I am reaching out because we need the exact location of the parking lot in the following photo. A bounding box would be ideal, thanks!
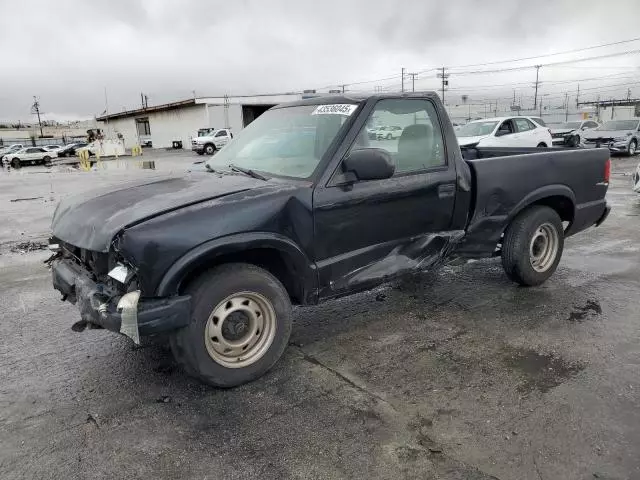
[1,150,639,480]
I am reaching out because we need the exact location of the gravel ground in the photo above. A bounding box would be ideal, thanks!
[1,151,639,480]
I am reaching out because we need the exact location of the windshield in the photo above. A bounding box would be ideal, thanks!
[456,121,498,137]
[205,104,355,178]
[599,120,639,131]
[551,122,581,129]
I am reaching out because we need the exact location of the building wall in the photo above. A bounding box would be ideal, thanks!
[99,105,209,149]
[206,104,243,132]
[101,117,139,149]
[148,105,208,148]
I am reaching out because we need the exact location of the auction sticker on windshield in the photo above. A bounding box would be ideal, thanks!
[312,104,358,116]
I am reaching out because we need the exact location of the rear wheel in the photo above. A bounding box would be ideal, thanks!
[11,158,20,169]
[170,263,292,387]
[501,206,564,286]
[43,156,51,166]
[628,139,637,156]
[536,142,547,148]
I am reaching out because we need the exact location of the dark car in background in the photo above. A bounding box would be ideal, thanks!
[56,142,88,157]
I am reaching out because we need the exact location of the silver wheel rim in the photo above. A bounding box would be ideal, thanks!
[630,142,636,155]
[204,291,276,368]
[206,145,214,154]
[529,223,559,272]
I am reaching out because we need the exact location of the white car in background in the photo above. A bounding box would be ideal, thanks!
[1,146,56,168]
[375,125,403,140]
[456,116,552,148]
[0,143,25,157]
[548,120,599,147]
[43,145,63,152]
[633,162,640,193]
[191,128,233,155]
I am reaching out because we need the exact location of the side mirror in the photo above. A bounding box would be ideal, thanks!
[343,148,395,182]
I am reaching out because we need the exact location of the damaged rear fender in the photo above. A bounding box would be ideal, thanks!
[155,232,318,304]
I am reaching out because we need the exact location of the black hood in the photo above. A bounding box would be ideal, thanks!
[52,173,267,252]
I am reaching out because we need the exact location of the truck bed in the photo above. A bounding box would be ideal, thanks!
[456,147,610,257]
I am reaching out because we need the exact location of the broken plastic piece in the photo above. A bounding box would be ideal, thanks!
[118,290,141,344]
[108,264,129,284]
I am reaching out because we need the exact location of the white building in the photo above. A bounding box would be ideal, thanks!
[96,93,316,150]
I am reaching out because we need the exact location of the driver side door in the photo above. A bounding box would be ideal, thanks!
[312,98,458,299]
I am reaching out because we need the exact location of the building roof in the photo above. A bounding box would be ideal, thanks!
[96,98,197,121]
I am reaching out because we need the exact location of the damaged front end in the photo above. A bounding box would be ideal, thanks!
[49,238,190,343]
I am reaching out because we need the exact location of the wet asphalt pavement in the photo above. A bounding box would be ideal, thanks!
[1,151,639,480]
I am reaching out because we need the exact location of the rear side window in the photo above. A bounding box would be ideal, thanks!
[215,130,227,137]
[514,118,535,132]
[350,98,446,174]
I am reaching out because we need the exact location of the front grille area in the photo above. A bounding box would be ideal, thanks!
[59,241,111,278]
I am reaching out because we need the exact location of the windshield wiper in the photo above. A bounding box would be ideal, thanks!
[228,164,267,181]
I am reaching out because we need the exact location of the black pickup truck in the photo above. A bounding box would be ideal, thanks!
[50,93,610,387]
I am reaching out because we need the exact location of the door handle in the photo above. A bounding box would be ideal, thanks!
[438,183,456,198]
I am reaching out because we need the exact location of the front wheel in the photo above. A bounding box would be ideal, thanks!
[204,144,216,155]
[501,206,564,286]
[386,133,392,140]
[170,263,292,387]
[628,139,637,156]
[11,158,21,169]
[536,142,547,148]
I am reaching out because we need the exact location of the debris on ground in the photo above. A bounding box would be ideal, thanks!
[10,241,49,253]
[156,395,171,404]
[10,196,43,202]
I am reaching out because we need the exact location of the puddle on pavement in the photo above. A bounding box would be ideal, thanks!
[502,347,584,393]
[566,300,602,322]
[52,159,156,171]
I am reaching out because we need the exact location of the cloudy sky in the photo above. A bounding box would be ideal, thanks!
[1,0,639,122]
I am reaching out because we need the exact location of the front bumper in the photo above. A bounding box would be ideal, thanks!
[191,143,205,152]
[52,258,190,337]
[584,140,628,152]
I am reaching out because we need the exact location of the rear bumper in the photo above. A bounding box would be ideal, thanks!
[566,199,610,236]
[52,258,190,336]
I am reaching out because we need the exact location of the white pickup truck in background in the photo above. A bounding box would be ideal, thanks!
[191,128,233,155]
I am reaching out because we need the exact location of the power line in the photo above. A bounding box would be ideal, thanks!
[446,36,640,70]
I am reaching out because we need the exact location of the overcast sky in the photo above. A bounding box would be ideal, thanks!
[1,0,639,122]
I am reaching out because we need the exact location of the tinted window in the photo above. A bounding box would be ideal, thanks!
[26,148,38,153]
[586,122,598,128]
[531,117,546,126]
[497,120,515,135]
[214,130,227,137]
[350,98,446,174]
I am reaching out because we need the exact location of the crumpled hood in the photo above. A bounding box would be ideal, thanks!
[52,173,267,252]
[457,135,489,147]
[583,130,631,140]
[550,128,575,135]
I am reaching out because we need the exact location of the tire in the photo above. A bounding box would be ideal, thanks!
[536,142,547,148]
[43,156,51,165]
[170,263,292,387]
[628,139,637,156]
[204,143,216,155]
[386,133,392,140]
[501,206,564,286]
[11,158,21,169]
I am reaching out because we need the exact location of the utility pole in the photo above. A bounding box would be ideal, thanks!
[437,67,449,104]
[576,84,580,109]
[141,92,145,109]
[533,65,541,110]
[401,67,405,93]
[408,72,417,92]
[341,84,345,94]
[565,92,569,121]
[31,96,43,137]
[627,88,632,101]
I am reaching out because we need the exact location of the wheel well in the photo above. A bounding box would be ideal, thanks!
[178,248,302,304]
[511,195,574,233]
